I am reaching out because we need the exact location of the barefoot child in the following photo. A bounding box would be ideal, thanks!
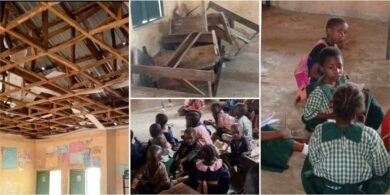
[171,128,201,175]
[261,125,308,172]
[302,84,390,194]
[187,144,230,194]
[156,113,178,150]
[233,103,253,140]
[131,145,171,194]
[303,47,383,132]
[186,111,213,146]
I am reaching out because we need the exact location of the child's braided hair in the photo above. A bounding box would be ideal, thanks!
[333,84,365,121]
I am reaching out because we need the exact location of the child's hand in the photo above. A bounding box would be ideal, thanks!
[279,128,292,139]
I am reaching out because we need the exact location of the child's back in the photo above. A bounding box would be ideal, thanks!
[309,122,390,184]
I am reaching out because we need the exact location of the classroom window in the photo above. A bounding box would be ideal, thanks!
[131,0,164,27]
[49,170,62,195]
[86,167,100,195]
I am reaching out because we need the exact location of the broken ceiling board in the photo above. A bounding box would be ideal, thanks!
[131,64,215,82]
[131,86,202,97]
[154,45,220,70]
[171,15,208,34]
[0,2,129,137]
[207,1,259,32]
[45,70,66,79]
[85,114,106,129]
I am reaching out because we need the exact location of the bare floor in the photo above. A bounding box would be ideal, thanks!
[261,8,390,194]
[217,35,260,97]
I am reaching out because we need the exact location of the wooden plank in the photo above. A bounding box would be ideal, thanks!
[165,32,201,68]
[131,64,215,82]
[88,17,128,35]
[171,15,208,34]
[207,1,259,32]
[154,45,220,70]
[229,27,250,43]
[162,32,213,48]
[131,86,201,97]
[207,13,233,44]
[4,3,48,31]
[46,5,128,64]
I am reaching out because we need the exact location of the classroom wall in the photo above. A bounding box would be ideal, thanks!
[34,130,109,194]
[271,1,390,22]
[114,129,129,194]
[0,128,128,194]
[0,133,35,194]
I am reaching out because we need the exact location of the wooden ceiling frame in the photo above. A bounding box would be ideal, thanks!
[0,2,129,138]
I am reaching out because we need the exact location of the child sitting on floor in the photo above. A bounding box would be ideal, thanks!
[233,103,253,140]
[302,84,390,194]
[131,130,146,171]
[303,47,383,132]
[187,144,230,194]
[208,103,235,138]
[149,123,172,149]
[156,113,179,150]
[186,111,213,146]
[261,125,308,172]
[294,17,348,101]
[131,145,171,194]
[171,128,201,175]
[227,123,251,171]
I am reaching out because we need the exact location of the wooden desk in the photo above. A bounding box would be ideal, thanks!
[160,182,199,194]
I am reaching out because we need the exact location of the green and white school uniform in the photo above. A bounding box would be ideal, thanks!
[261,125,294,172]
[301,122,390,194]
[303,81,335,132]
[303,77,384,132]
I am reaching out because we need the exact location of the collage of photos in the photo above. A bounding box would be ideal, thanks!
[0,0,389,195]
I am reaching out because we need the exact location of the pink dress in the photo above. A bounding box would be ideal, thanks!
[194,125,213,145]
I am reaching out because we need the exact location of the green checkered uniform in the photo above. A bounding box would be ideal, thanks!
[301,122,390,194]
[302,82,334,132]
[303,78,384,132]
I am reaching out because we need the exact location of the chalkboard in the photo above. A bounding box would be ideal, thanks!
[2,147,17,169]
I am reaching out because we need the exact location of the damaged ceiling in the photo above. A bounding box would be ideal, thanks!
[0,2,129,138]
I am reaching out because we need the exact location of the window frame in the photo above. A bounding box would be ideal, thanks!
[131,0,164,29]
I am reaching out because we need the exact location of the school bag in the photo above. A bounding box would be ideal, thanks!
[294,39,330,102]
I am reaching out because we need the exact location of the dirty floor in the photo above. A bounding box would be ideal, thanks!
[217,35,260,97]
[261,8,390,194]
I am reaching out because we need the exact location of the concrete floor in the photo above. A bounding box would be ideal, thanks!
[217,35,260,97]
[261,8,390,194]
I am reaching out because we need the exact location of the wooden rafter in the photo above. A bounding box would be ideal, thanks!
[0,2,129,137]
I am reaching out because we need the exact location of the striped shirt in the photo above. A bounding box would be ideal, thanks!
[309,122,390,185]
